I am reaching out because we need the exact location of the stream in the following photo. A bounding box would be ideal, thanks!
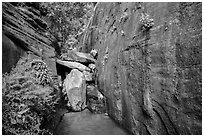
[54,109,129,135]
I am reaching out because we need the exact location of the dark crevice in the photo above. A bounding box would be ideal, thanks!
[132,116,151,135]
[153,108,169,134]
[107,19,116,32]
[152,99,179,134]
[138,120,151,135]
[145,125,151,135]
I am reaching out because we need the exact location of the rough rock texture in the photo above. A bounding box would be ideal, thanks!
[83,71,93,81]
[86,85,106,113]
[81,2,202,135]
[2,34,26,73]
[61,50,96,64]
[63,69,86,111]
[56,59,91,72]
[2,3,57,74]
[89,64,96,71]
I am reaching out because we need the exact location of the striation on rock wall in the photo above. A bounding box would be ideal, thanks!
[81,2,202,135]
[2,2,57,74]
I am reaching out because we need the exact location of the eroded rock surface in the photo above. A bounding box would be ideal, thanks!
[2,34,25,73]
[81,2,202,135]
[61,50,96,64]
[2,2,57,74]
[83,71,93,81]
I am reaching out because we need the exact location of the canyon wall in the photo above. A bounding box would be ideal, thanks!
[2,3,57,74]
[82,2,202,134]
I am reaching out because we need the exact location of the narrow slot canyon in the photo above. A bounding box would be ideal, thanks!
[2,2,202,135]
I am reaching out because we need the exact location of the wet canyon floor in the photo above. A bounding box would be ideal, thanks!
[53,109,129,135]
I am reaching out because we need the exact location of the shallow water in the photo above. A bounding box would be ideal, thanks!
[54,109,129,135]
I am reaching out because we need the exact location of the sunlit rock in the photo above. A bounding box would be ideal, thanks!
[83,71,93,82]
[63,69,86,111]
[61,50,96,64]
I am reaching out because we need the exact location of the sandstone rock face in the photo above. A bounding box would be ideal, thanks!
[82,2,202,135]
[63,69,86,111]
[61,50,96,64]
[2,3,57,74]
[2,34,26,73]
[56,59,91,72]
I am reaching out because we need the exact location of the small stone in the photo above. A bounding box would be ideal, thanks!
[83,71,93,82]
[89,63,96,71]
[90,49,98,58]
[121,30,125,36]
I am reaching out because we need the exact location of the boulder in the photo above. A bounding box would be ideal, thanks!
[90,49,98,59]
[61,50,96,64]
[75,51,96,63]
[63,69,86,111]
[56,59,91,72]
[88,63,96,72]
[83,71,93,81]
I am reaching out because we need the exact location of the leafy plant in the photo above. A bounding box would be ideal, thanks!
[140,13,154,31]
[2,56,59,135]
[31,59,52,86]
[40,2,94,52]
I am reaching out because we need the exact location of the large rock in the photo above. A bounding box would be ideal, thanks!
[81,2,202,135]
[2,3,57,74]
[56,59,91,72]
[63,69,86,111]
[61,50,96,64]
